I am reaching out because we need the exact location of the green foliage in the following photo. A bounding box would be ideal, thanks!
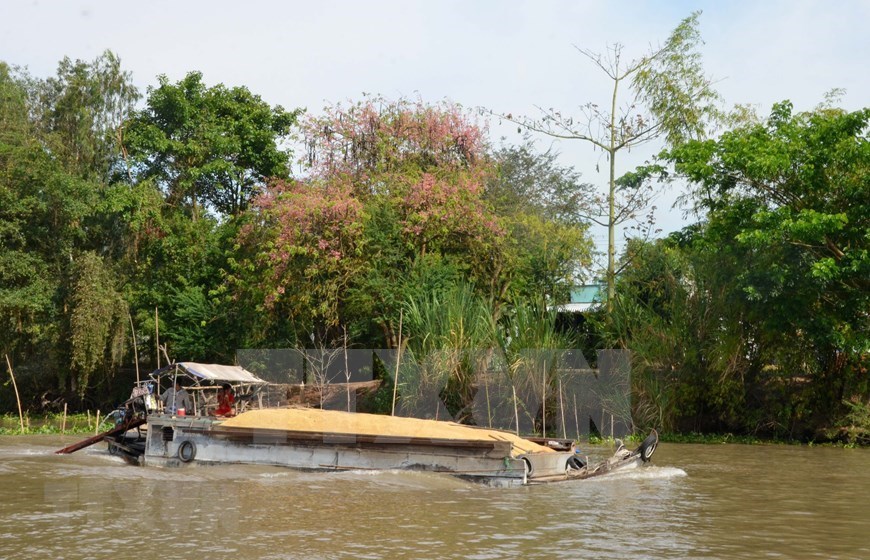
[487,137,595,226]
[166,285,213,361]
[657,432,771,445]
[401,282,496,421]
[0,413,112,435]
[68,252,128,395]
[0,71,59,354]
[841,399,870,445]
[487,139,594,302]
[633,11,722,146]
[129,211,242,363]
[493,299,576,435]
[25,50,140,180]
[608,102,869,437]
[503,213,591,304]
[1,55,140,398]
[126,71,300,217]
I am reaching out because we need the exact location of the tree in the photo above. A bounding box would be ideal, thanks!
[608,102,869,437]
[599,235,739,433]
[1,55,143,399]
[494,12,720,312]
[673,101,869,432]
[25,50,140,181]
[126,71,300,218]
[238,97,506,349]
[240,177,365,333]
[487,136,594,226]
[68,252,128,396]
[486,138,595,302]
[120,73,302,365]
[0,63,58,369]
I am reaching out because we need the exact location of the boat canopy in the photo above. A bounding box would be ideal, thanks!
[153,362,267,384]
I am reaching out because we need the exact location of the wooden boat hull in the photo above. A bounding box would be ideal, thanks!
[138,414,657,487]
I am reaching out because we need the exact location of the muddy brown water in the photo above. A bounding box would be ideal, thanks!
[1,435,869,559]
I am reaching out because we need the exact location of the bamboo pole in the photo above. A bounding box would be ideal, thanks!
[559,378,566,440]
[512,385,520,436]
[4,354,25,433]
[343,326,351,413]
[95,409,101,435]
[485,377,492,429]
[62,403,68,433]
[155,307,161,369]
[129,312,140,384]
[390,310,403,417]
[541,367,546,437]
[573,393,580,441]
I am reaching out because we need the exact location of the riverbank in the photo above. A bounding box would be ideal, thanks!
[658,431,867,448]
[4,411,863,448]
[0,412,112,435]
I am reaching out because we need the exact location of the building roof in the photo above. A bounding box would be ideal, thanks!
[555,284,605,313]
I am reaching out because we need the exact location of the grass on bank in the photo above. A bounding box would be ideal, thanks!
[0,412,112,435]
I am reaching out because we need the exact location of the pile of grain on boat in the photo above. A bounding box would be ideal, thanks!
[220,408,552,456]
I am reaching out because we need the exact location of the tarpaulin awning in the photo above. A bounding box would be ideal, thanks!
[155,362,267,384]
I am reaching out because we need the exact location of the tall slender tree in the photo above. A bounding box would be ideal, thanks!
[494,12,720,313]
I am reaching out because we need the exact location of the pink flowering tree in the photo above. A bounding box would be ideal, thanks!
[240,178,364,330]
[303,96,486,186]
[398,171,503,257]
[302,96,503,262]
[239,97,509,347]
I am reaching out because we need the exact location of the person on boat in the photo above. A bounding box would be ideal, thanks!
[161,381,192,415]
[215,383,235,417]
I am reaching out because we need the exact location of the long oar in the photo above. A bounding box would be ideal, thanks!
[55,417,146,455]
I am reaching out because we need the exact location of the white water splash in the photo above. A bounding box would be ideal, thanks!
[0,445,56,457]
[598,465,688,481]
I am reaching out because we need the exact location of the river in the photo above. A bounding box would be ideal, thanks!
[1,435,868,559]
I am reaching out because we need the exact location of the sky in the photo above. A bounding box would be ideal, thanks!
[2,0,868,259]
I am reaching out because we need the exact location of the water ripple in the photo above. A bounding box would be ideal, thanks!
[1,438,869,559]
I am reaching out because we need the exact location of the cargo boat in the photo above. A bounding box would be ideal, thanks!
[57,362,658,487]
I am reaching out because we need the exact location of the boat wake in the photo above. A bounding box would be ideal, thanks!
[1,444,59,457]
[331,467,475,490]
[596,465,687,481]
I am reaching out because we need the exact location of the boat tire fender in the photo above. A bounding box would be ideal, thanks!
[642,441,656,462]
[567,455,586,470]
[178,440,196,463]
[638,430,658,463]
